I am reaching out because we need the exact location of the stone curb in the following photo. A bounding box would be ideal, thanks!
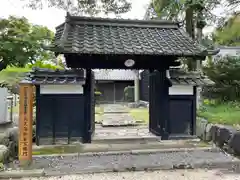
[44,159,240,177]
[91,136,160,143]
[33,147,216,158]
[0,169,45,179]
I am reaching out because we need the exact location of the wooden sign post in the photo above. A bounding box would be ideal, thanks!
[18,82,34,165]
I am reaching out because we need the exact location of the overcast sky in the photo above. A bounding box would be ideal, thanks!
[0,0,237,34]
[0,0,150,31]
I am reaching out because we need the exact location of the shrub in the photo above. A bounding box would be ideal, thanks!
[202,55,240,101]
[124,86,134,102]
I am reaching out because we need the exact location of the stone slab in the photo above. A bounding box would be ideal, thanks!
[228,131,240,155]
[102,104,129,113]
[101,113,136,127]
[94,126,154,140]
[196,118,208,139]
[205,123,213,141]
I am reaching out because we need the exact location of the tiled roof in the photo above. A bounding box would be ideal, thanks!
[52,14,208,56]
[169,69,214,86]
[25,68,85,84]
[94,70,138,81]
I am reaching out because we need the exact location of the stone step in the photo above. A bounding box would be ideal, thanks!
[101,113,136,127]
[92,135,161,144]
[169,134,198,140]
[29,147,240,176]
[95,124,148,129]
[33,139,210,156]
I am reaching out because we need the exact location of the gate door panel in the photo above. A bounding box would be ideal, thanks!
[149,70,169,137]
[169,98,193,135]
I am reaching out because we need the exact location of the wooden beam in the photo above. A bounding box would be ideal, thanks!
[18,83,34,165]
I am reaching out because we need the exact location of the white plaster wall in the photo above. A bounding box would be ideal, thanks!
[40,85,84,94]
[0,88,9,124]
[196,87,202,109]
[215,48,240,57]
[169,85,194,95]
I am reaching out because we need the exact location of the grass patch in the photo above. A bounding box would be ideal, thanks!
[198,102,240,126]
[95,114,102,124]
[185,140,210,147]
[130,108,149,124]
[95,106,103,124]
[95,106,104,114]
[32,145,82,155]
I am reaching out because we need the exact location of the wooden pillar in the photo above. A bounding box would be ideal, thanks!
[134,70,140,103]
[18,82,34,165]
[83,69,92,143]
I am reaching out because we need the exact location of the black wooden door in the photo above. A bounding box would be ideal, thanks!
[169,97,193,135]
[37,95,54,139]
[36,94,85,145]
[55,95,85,139]
[149,70,169,138]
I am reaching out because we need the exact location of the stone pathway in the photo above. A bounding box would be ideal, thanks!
[94,126,155,139]
[7,148,240,176]
[103,104,129,113]
[96,104,154,140]
[101,114,136,127]
[100,104,137,127]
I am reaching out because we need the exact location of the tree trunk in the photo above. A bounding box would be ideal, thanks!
[196,10,204,72]
[185,7,196,71]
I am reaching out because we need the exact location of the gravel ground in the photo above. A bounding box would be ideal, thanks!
[20,169,240,180]
[7,149,240,176]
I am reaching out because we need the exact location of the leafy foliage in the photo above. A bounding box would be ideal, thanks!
[213,12,240,46]
[0,16,55,71]
[149,0,222,70]
[0,61,63,94]
[124,86,134,102]
[202,55,240,101]
[226,0,240,10]
[26,60,64,69]
[150,0,220,24]
[0,67,30,94]
[20,0,131,16]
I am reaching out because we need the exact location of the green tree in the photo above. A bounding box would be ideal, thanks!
[0,61,63,94]
[226,0,240,10]
[202,55,240,101]
[150,0,221,70]
[150,0,220,23]
[20,0,131,16]
[213,12,240,46]
[26,60,64,69]
[0,16,55,71]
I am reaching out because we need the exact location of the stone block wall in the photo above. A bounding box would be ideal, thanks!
[197,117,240,155]
[0,127,18,170]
